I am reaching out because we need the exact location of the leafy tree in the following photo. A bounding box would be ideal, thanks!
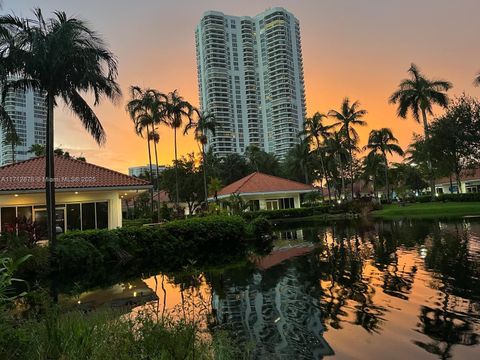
[208,177,223,203]
[160,154,204,214]
[364,128,404,201]
[27,144,46,156]
[324,130,350,199]
[245,145,280,176]
[360,153,386,197]
[389,63,452,199]
[329,98,367,199]
[0,10,121,249]
[2,129,21,163]
[218,153,252,185]
[428,95,480,193]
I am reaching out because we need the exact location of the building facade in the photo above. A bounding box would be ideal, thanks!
[0,83,47,165]
[195,7,306,158]
[128,165,166,178]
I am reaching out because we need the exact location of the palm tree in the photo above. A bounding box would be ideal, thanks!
[361,153,385,198]
[0,10,121,250]
[163,90,193,207]
[126,86,166,220]
[208,177,223,205]
[303,112,334,199]
[364,128,404,201]
[148,129,163,220]
[324,131,349,199]
[284,138,312,184]
[328,98,367,199]
[474,72,480,87]
[27,144,46,157]
[2,129,21,163]
[184,109,217,204]
[389,63,451,199]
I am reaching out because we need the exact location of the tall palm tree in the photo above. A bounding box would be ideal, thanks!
[163,90,193,207]
[389,63,451,199]
[184,108,217,204]
[0,10,121,250]
[361,153,385,198]
[284,138,312,184]
[364,128,404,201]
[148,129,162,220]
[126,86,166,220]
[328,98,367,199]
[302,112,334,199]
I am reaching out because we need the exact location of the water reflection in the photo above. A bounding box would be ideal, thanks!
[63,219,480,359]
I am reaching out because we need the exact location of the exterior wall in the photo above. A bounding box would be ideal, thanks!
[0,190,123,231]
[222,192,303,210]
[436,179,480,194]
[196,7,306,159]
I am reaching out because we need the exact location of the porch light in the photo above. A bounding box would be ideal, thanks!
[74,191,79,195]
[14,194,19,197]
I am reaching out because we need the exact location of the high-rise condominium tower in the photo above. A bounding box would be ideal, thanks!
[0,82,47,166]
[195,7,306,158]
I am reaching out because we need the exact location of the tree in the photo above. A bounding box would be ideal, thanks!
[208,177,223,204]
[27,144,46,156]
[428,95,480,193]
[2,129,21,163]
[126,86,165,220]
[218,153,251,185]
[328,98,367,199]
[302,112,334,197]
[389,63,452,199]
[245,145,280,176]
[364,128,404,201]
[163,90,193,207]
[0,10,121,249]
[282,138,314,184]
[474,72,480,87]
[360,153,386,198]
[324,131,349,199]
[184,109,217,204]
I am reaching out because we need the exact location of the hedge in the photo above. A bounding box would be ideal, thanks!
[55,215,268,276]
[406,193,480,203]
[242,205,330,220]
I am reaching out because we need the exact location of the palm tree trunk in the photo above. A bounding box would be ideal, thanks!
[349,147,354,200]
[338,155,345,199]
[202,143,208,208]
[421,109,435,200]
[152,130,162,222]
[383,152,390,201]
[316,136,332,201]
[145,123,154,219]
[45,92,56,251]
[173,125,180,206]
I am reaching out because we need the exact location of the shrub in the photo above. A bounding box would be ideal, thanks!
[247,216,274,253]
[242,205,330,220]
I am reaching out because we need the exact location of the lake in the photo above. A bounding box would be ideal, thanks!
[61,218,480,359]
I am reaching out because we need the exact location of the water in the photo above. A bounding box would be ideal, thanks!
[61,218,480,359]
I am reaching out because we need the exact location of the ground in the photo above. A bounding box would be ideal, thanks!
[372,202,480,219]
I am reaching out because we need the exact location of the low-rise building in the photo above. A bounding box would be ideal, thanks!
[128,165,166,178]
[435,168,480,194]
[213,172,316,211]
[0,156,151,238]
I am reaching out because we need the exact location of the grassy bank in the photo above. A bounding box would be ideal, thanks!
[372,202,480,219]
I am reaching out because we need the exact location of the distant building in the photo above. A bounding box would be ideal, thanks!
[195,7,306,158]
[213,172,316,210]
[436,168,480,194]
[128,165,166,178]
[0,81,47,165]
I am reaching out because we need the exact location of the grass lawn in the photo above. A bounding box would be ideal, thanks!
[371,202,480,219]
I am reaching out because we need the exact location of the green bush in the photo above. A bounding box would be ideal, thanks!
[122,218,151,227]
[409,193,480,203]
[55,215,268,276]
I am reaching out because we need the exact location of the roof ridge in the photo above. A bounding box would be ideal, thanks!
[232,172,258,193]
[254,171,313,187]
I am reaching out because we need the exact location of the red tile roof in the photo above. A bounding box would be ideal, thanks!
[0,156,150,193]
[436,168,480,185]
[217,172,315,196]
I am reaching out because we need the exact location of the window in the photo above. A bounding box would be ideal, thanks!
[248,200,260,211]
[1,207,16,232]
[17,206,32,222]
[279,198,295,209]
[266,200,279,211]
[67,204,81,231]
[81,202,96,230]
[96,202,108,229]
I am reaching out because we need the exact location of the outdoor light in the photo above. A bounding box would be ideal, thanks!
[337,199,341,204]
[74,191,79,195]
[14,194,19,197]
[133,291,137,298]
[124,193,127,196]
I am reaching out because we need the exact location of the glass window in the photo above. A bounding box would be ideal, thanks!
[248,200,260,211]
[81,203,96,230]
[17,206,32,223]
[1,207,16,233]
[67,204,81,231]
[96,202,108,229]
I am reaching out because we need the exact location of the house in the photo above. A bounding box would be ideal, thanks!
[0,156,151,238]
[435,168,480,194]
[213,172,316,211]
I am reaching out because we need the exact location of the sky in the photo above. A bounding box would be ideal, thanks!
[2,0,480,173]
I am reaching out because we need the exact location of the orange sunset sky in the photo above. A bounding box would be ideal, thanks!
[3,0,480,173]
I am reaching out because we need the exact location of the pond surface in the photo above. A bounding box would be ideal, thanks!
[62,218,480,359]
